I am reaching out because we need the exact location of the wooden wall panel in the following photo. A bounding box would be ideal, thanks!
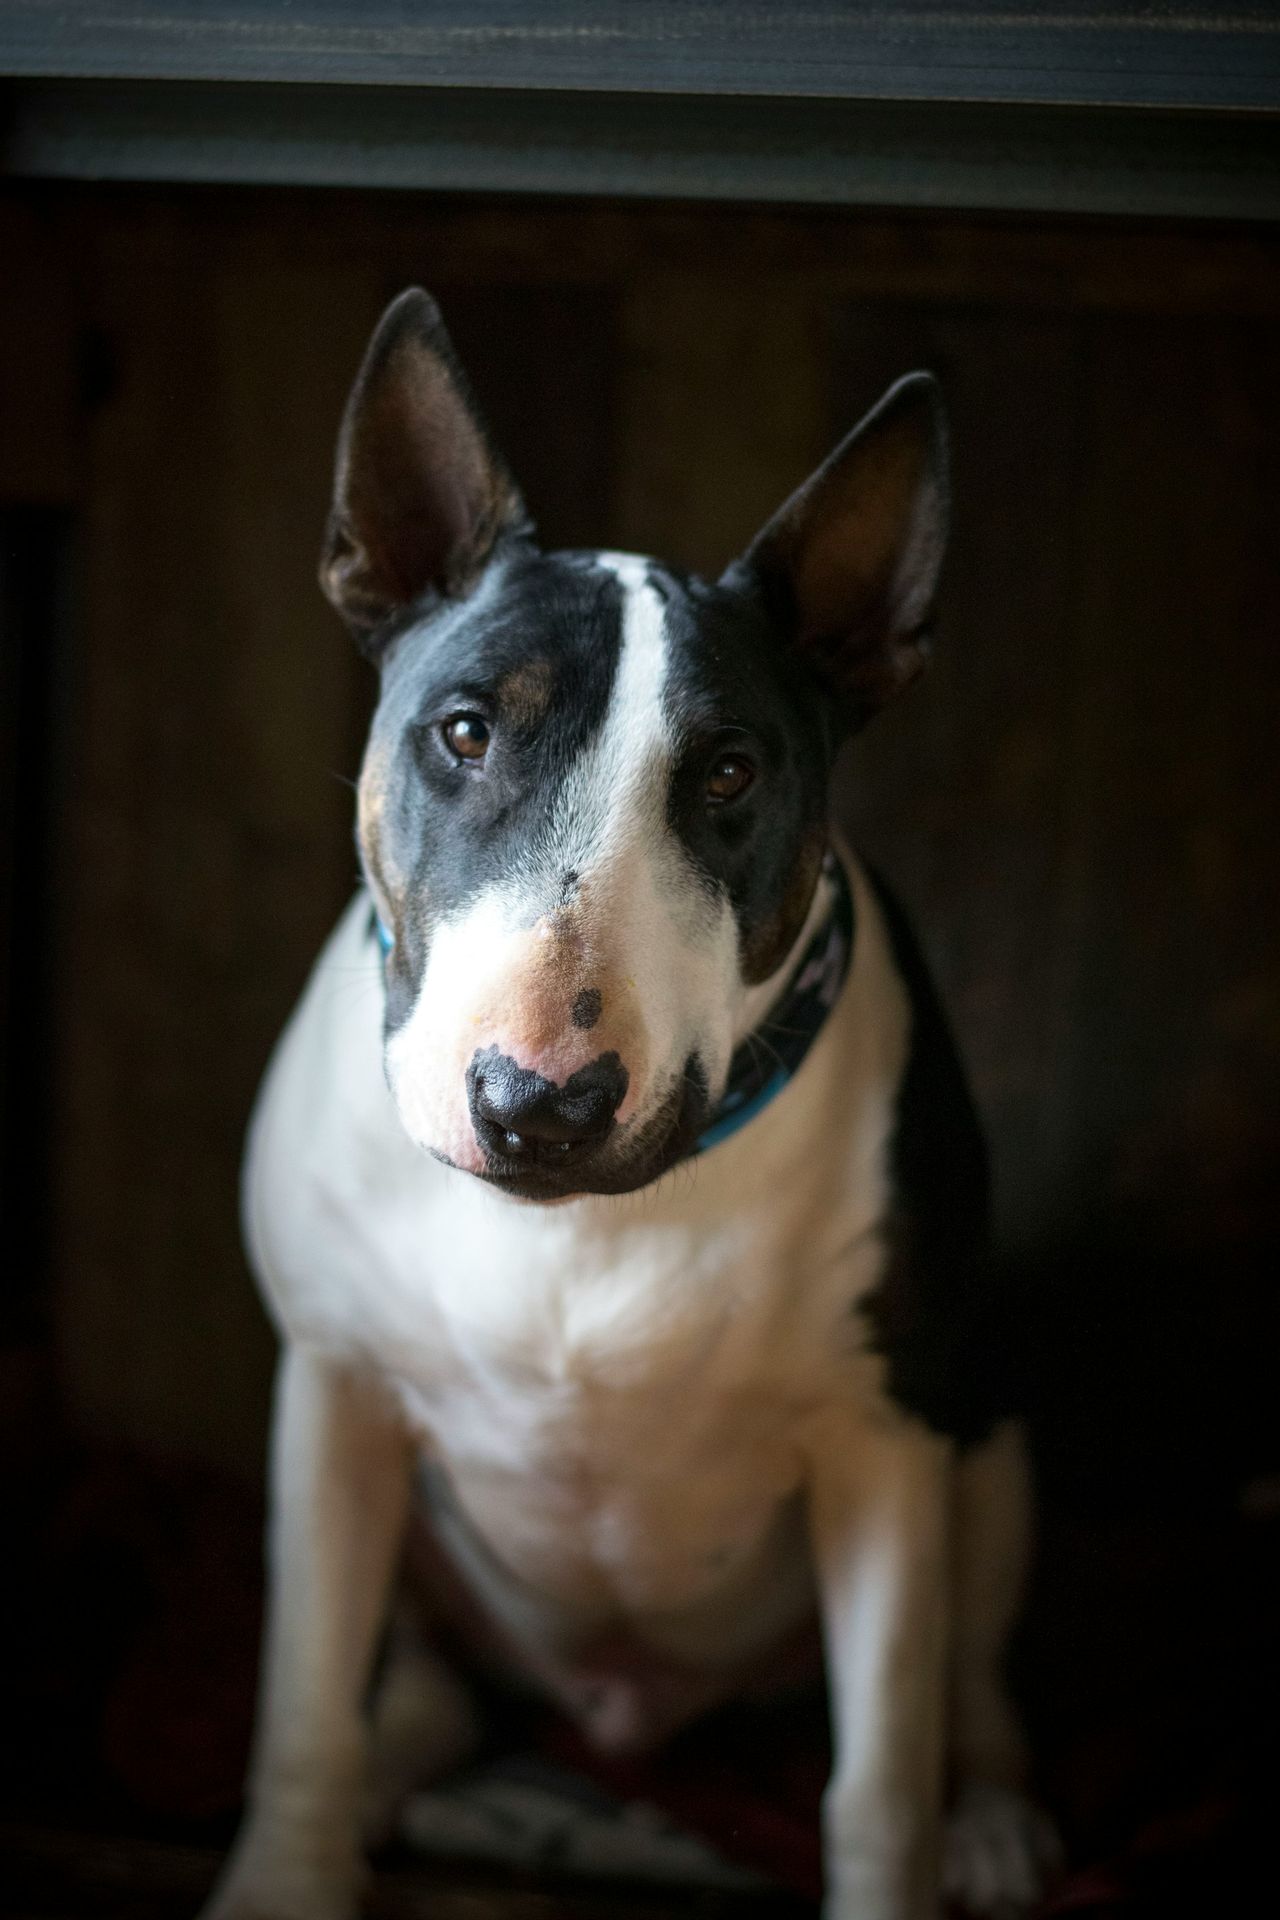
[45,212,628,1473]
[0,196,80,506]
[55,228,383,1471]
[615,273,829,572]
[1054,314,1280,1256]
[4,186,1274,1477]
[829,303,1087,1250]
[435,284,621,551]
[826,299,1280,1267]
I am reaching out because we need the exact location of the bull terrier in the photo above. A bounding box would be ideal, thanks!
[202,289,1057,1920]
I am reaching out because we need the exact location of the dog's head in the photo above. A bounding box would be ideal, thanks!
[321,290,947,1200]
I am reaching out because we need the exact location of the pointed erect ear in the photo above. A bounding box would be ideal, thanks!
[319,288,530,642]
[725,373,949,728]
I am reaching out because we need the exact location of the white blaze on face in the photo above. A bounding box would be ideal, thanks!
[385,554,742,1174]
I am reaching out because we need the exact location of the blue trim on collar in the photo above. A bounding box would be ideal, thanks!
[368,851,855,1159]
[694,1069,790,1152]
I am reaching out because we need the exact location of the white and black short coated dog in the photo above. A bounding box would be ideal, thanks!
[202,290,1059,1920]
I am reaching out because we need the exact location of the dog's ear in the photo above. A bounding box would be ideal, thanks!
[724,373,948,728]
[320,288,530,644]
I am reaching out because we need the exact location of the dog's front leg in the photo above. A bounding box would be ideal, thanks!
[200,1345,414,1920]
[806,1409,952,1920]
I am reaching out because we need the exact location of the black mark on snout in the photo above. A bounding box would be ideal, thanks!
[467,1045,627,1166]
[572,987,603,1030]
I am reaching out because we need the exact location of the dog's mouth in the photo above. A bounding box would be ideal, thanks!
[466,1059,710,1202]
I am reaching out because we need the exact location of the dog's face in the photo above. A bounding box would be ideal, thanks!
[354,544,833,1199]
[321,291,947,1200]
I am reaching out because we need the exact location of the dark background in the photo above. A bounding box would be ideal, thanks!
[1,183,1278,1913]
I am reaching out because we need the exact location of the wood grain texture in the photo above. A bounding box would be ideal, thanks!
[7,82,1280,223]
[3,1,1279,109]
[0,195,79,503]
[52,230,383,1469]
[3,186,1275,1472]
[1,1820,793,1920]
[830,304,1088,1253]
[829,302,1280,1264]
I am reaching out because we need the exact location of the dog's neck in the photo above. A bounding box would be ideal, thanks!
[696,848,853,1154]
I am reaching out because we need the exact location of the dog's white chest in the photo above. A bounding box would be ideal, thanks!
[392,1205,853,1612]
[245,870,906,1622]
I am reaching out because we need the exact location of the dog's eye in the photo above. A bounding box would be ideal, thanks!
[442,713,491,763]
[706,756,754,805]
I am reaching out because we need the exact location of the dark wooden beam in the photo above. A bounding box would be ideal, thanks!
[4,81,1279,221]
[2,1,1279,112]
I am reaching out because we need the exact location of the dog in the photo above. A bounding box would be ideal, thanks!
[201,289,1058,1920]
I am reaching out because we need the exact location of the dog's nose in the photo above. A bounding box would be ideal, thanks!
[467,1047,628,1161]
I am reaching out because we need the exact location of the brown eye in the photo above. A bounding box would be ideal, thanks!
[706,755,754,805]
[442,713,490,762]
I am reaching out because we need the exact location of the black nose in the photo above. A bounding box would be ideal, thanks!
[467,1046,628,1162]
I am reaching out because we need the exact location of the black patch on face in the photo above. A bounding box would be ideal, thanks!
[571,987,603,1030]
[648,561,836,986]
[366,545,626,1032]
[857,868,1009,1448]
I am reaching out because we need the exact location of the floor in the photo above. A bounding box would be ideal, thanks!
[3,1822,806,1920]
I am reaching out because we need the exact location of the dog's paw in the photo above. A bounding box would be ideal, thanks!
[196,1842,360,1920]
[942,1781,1062,1917]
[198,1884,356,1920]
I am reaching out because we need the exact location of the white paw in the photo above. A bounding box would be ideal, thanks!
[198,1885,355,1920]
[942,1782,1062,1917]
[197,1834,360,1920]
[198,1880,356,1920]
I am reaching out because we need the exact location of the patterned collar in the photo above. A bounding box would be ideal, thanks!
[693,850,854,1154]
[371,850,855,1158]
